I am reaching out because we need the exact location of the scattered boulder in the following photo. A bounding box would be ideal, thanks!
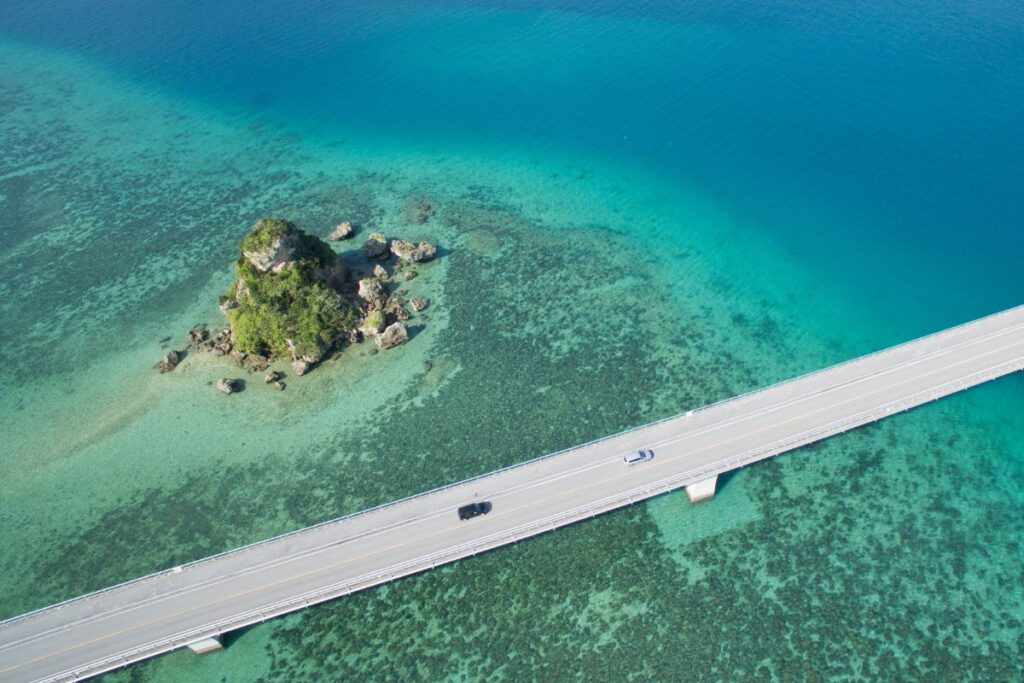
[373,264,389,280]
[357,277,388,308]
[346,328,364,344]
[188,327,208,346]
[375,322,409,349]
[327,221,355,240]
[362,232,390,259]
[390,239,437,263]
[403,270,417,281]
[155,350,181,373]
[410,297,429,312]
[264,370,283,384]
[216,378,243,394]
[384,297,411,322]
[292,359,311,376]
[273,381,286,391]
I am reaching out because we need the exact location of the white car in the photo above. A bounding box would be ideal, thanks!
[623,449,654,465]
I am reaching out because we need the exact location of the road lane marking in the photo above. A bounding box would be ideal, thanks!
[4,337,1022,678]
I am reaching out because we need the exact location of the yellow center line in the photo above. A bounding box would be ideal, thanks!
[6,338,1022,676]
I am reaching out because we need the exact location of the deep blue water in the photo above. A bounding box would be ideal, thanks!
[2,0,1021,333]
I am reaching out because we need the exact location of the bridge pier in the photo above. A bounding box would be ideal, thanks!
[186,636,223,655]
[685,475,717,504]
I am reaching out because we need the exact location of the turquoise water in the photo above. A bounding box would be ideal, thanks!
[0,2,1022,680]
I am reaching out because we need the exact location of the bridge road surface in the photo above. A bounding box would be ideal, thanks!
[2,306,1023,682]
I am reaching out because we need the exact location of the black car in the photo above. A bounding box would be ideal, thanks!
[457,501,492,520]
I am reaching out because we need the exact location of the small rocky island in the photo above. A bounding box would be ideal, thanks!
[157,217,438,392]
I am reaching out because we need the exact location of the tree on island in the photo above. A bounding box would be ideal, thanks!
[161,216,434,384]
[221,218,358,365]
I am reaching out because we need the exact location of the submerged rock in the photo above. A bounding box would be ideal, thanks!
[410,297,429,312]
[362,232,390,259]
[154,350,181,373]
[375,322,409,349]
[405,196,435,224]
[403,270,417,281]
[216,377,242,394]
[273,380,286,391]
[327,221,355,240]
[390,239,437,263]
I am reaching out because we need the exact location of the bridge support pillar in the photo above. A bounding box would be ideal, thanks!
[187,636,223,654]
[685,475,717,504]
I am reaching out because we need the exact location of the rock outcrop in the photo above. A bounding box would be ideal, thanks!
[362,232,390,259]
[327,221,355,240]
[216,378,243,394]
[359,310,385,336]
[384,297,410,322]
[155,350,181,373]
[221,218,357,367]
[375,322,409,349]
[357,277,387,309]
[390,239,437,263]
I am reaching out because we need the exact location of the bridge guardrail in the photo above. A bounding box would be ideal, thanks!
[45,354,1024,683]
[9,305,1022,635]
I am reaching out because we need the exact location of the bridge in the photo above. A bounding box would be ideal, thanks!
[1,305,1022,682]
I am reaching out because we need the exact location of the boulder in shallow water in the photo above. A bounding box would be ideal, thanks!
[327,221,355,240]
[373,264,389,280]
[292,359,311,376]
[264,370,283,384]
[188,327,208,346]
[384,297,411,322]
[375,322,409,349]
[216,378,242,394]
[390,239,437,263]
[362,232,390,259]
[410,297,428,312]
[155,350,181,373]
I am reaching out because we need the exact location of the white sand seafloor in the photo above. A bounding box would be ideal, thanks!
[1,36,1023,682]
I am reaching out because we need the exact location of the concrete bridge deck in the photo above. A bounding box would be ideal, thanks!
[2,305,1022,682]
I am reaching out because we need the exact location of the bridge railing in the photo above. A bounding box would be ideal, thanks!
[48,354,1024,683]
[5,305,1022,634]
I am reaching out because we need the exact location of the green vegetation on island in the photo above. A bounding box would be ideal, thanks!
[157,215,441,388]
[226,220,358,359]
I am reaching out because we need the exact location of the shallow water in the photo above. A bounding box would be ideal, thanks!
[0,2,1022,680]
